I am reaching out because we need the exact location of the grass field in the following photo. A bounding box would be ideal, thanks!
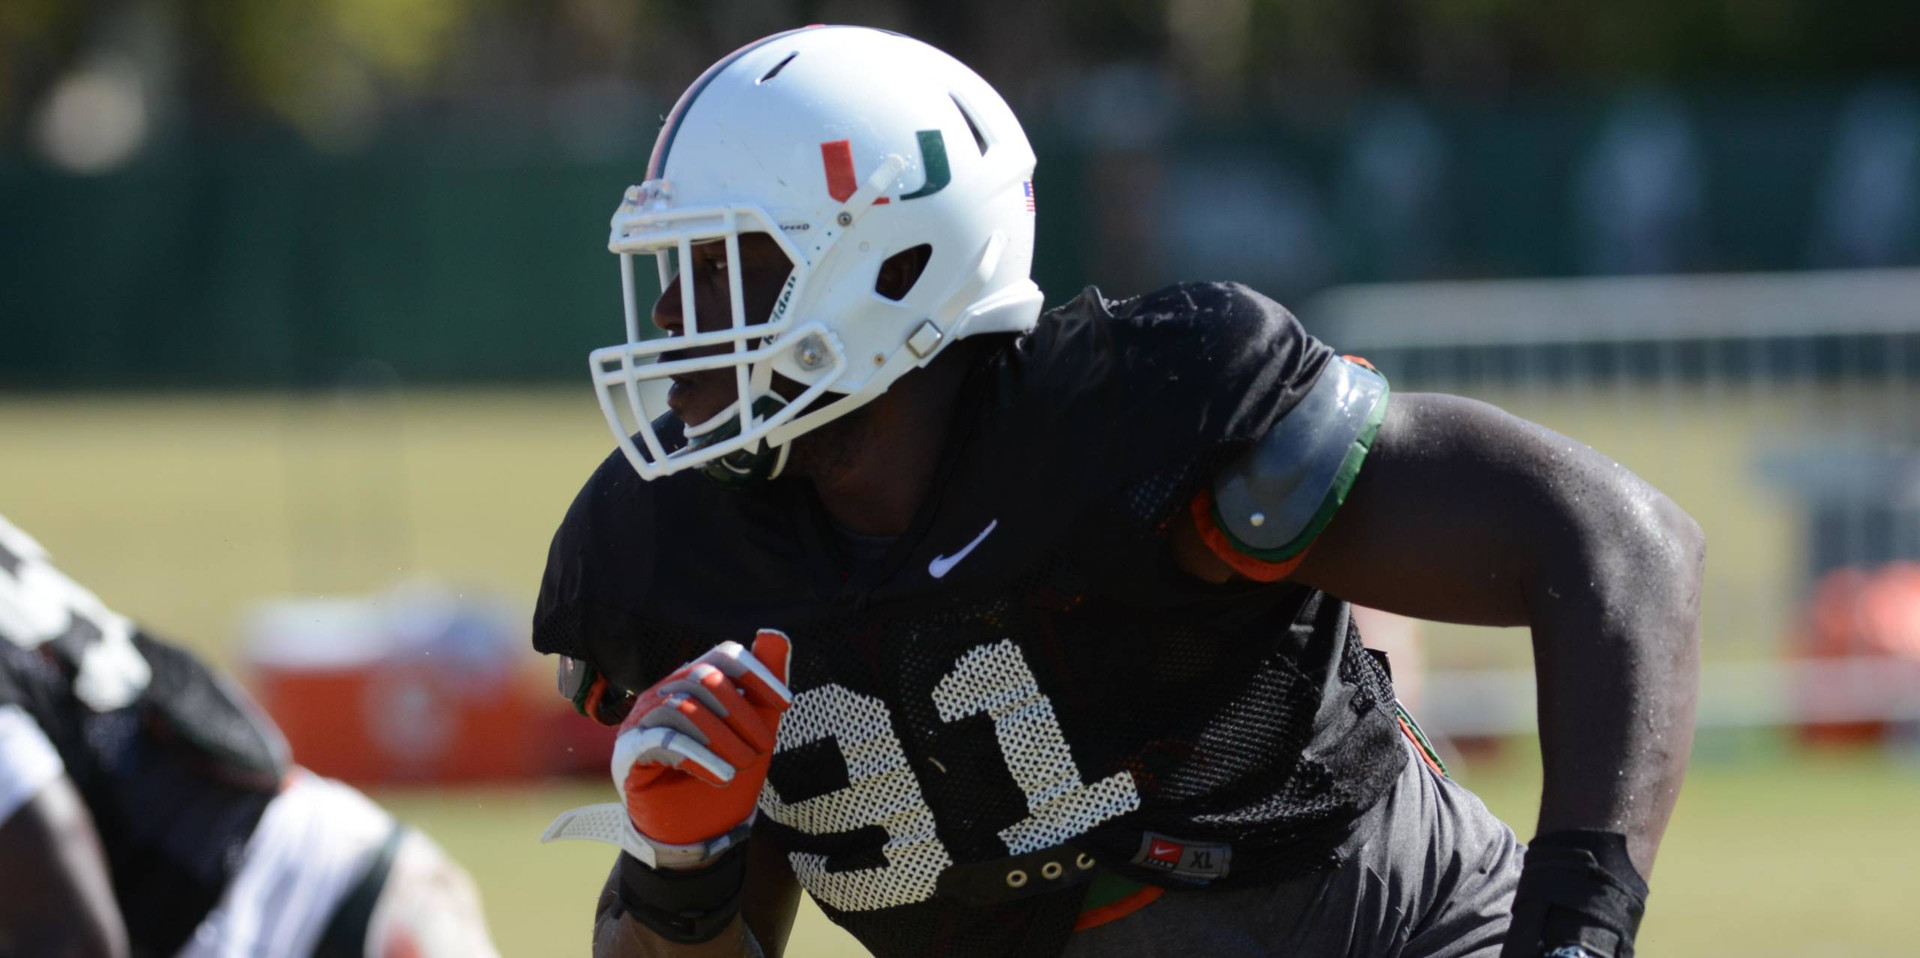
[4,390,1917,955]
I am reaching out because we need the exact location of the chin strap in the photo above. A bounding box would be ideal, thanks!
[686,395,791,488]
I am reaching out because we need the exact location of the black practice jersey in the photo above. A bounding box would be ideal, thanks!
[535,282,1407,957]
[0,521,287,958]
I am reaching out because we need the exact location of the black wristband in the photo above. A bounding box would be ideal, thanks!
[1502,830,1649,958]
[615,844,750,944]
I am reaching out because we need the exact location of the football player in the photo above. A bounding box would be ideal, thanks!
[0,513,501,958]
[535,25,1702,958]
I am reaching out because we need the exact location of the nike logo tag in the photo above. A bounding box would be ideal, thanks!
[928,519,997,579]
[1131,831,1230,879]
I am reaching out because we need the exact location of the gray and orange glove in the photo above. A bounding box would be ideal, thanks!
[542,630,793,870]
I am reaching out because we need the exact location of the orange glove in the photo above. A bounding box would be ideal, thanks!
[615,630,792,844]
[541,630,793,868]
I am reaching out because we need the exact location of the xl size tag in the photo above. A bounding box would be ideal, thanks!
[1130,831,1231,882]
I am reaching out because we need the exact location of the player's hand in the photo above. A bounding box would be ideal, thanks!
[541,630,792,869]
[614,630,792,848]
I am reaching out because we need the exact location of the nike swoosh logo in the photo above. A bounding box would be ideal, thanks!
[1150,844,1179,857]
[928,519,998,579]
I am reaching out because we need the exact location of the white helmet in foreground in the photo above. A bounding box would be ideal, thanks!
[590,25,1044,484]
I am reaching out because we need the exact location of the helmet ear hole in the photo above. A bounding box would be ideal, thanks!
[875,244,933,301]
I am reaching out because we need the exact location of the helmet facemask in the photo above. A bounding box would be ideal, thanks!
[591,178,882,485]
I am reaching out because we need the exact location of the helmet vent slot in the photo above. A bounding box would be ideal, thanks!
[875,244,933,301]
[757,52,799,84]
[950,93,988,155]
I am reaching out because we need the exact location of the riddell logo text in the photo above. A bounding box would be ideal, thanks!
[767,274,799,325]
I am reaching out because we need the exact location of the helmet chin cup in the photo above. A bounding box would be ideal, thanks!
[688,395,792,489]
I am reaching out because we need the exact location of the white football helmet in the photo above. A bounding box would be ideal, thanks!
[591,25,1044,483]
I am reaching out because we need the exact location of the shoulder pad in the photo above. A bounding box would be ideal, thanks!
[1211,358,1389,557]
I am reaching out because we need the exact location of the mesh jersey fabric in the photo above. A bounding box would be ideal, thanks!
[0,630,283,956]
[535,281,1408,958]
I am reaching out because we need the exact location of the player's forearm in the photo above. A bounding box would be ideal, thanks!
[1522,483,1703,876]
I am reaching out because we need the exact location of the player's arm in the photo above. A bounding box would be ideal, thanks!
[0,770,130,958]
[1181,389,1702,957]
[1294,393,1701,872]
[591,831,801,958]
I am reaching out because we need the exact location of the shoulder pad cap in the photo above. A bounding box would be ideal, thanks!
[1212,358,1389,555]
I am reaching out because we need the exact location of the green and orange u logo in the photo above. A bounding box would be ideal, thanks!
[820,131,950,204]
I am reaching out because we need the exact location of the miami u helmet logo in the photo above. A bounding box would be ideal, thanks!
[819,130,951,204]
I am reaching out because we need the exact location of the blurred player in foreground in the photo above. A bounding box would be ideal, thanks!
[0,513,501,958]
[535,25,1704,958]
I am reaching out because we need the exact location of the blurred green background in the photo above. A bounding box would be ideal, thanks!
[5,1,1920,955]
[5,0,1920,388]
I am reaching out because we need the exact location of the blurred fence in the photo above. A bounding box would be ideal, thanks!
[1308,268,1920,734]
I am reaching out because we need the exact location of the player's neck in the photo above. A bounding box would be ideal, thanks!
[790,344,978,537]
[806,414,945,537]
